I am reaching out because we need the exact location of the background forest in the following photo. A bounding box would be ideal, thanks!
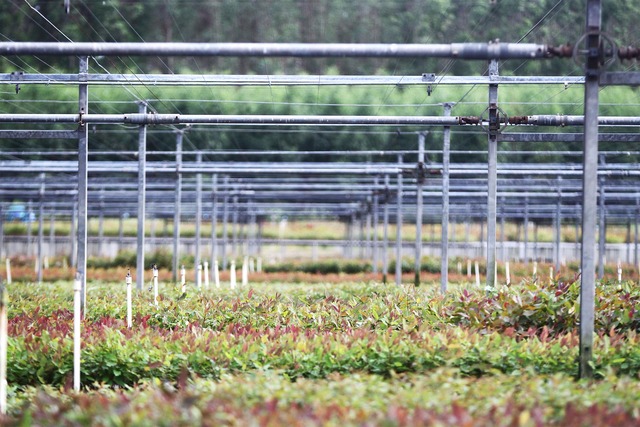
[1,0,639,163]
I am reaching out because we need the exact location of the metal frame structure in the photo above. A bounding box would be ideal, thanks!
[1,1,638,376]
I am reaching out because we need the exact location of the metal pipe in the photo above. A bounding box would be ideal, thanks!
[579,0,601,380]
[382,175,390,284]
[441,103,452,293]
[77,56,89,315]
[598,155,606,279]
[486,59,498,288]
[195,152,202,281]
[37,174,44,284]
[136,102,147,291]
[222,177,229,270]
[395,155,403,285]
[372,179,379,275]
[0,41,553,59]
[211,174,218,270]
[415,133,425,286]
[172,131,183,282]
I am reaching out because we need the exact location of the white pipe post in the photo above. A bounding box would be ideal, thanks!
[214,259,220,288]
[533,261,538,280]
[180,265,186,294]
[152,265,159,306]
[242,256,249,286]
[73,273,81,391]
[230,260,237,289]
[4,259,10,285]
[617,260,622,283]
[249,257,255,273]
[125,270,132,328]
[197,264,202,290]
[550,267,554,284]
[505,261,511,286]
[466,259,471,279]
[204,261,210,288]
[0,285,7,415]
[474,261,480,287]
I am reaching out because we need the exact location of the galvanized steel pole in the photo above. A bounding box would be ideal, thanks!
[414,133,425,286]
[579,0,601,379]
[77,56,89,314]
[382,175,390,284]
[555,177,562,272]
[441,103,452,293]
[395,155,403,285]
[222,177,230,270]
[136,102,147,291]
[37,173,44,284]
[486,59,499,288]
[211,174,218,270]
[172,131,183,282]
[195,152,203,282]
[372,178,379,275]
[598,155,606,279]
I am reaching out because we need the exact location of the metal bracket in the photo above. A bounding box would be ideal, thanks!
[422,73,435,96]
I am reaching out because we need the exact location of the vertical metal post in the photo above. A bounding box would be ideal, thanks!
[382,174,390,284]
[118,214,124,252]
[635,199,639,270]
[359,211,365,259]
[71,200,77,268]
[37,173,45,284]
[500,199,506,262]
[211,174,218,269]
[232,192,239,258]
[486,59,499,288]
[27,201,32,257]
[579,0,602,379]
[222,177,230,270]
[172,131,183,282]
[195,152,202,281]
[135,101,147,291]
[441,103,452,293]
[534,223,539,261]
[77,56,89,314]
[98,191,104,256]
[414,133,425,286]
[555,177,562,272]
[372,178,379,274]
[0,206,3,261]
[598,155,606,279]
[395,155,403,285]
[626,220,631,265]
[49,214,55,258]
[524,197,531,265]
[365,203,372,261]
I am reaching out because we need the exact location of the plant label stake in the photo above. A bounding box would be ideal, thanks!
[230,260,237,289]
[44,256,49,270]
[617,260,622,283]
[73,273,81,391]
[533,261,538,280]
[4,260,10,285]
[505,261,511,286]
[152,264,159,306]
[197,264,202,290]
[249,257,255,273]
[550,267,554,284]
[125,270,132,328]
[474,261,480,287]
[456,261,462,275]
[242,256,249,286]
[0,284,7,415]
[257,257,262,273]
[466,259,471,278]
[214,259,220,288]
[180,265,186,294]
[204,261,210,288]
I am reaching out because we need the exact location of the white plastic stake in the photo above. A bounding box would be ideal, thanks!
[533,261,538,278]
[204,261,210,288]
[550,267,554,283]
[43,256,49,270]
[196,264,202,290]
[152,265,159,306]
[467,259,472,278]
[456,261,462,275]
[0,285,7,415]
[180,265,186,294]
[242,256,249,286]
[230,260,237,289]
[249,257,255,273]
[505,261,511,285]
[73,273,81,391]
[617,261,622,283]
[257,257,262,273]
[125,270,132,328]
[214,259,220,288]
[62,257,68,270]
[474,261,480,287]
[4,259,10,285]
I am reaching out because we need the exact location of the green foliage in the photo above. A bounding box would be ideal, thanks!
[264,260,371,275]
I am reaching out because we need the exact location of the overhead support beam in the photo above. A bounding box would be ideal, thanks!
[2,113,640,127]
[0,130,79,139]
[0,41,558,59]
[499,133,640,143]
[0,73,587,86]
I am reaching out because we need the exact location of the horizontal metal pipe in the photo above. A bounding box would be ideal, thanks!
[1,113,640,126]
[0,42,551,59]
[0,73,585,86]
